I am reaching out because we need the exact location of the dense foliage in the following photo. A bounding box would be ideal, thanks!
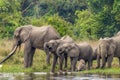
[0,0,120,40]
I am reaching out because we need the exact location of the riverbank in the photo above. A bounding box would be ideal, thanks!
[0,64,120,74]
[82,67,120,74]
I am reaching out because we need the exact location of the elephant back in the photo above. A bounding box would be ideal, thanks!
[23,25,61,49]
[60,35,74,43]
[114,31,120,37]
[40,25,61,41]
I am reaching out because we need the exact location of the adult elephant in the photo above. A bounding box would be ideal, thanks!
[96,38,116,68]
[112,33,120,65]
[57,42,93,71]
[0,25,60,68]
[44,35,74,72]
[77,42,93,70]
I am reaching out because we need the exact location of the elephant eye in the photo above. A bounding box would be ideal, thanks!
[46,45,49,48]
[59,49,62,51]
[49,47,52,50]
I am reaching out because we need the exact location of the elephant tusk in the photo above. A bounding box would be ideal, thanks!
[0,65,3,68]
[0,46,18,64]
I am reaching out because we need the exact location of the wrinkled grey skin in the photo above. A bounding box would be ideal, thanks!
[92,47,97,61]
[44,35,74,72]
[96,38,116,68]
[77,42,93,70]
[77,59,86,71]
[57,43,79,71]
[0,25,60,68]
[57,42,93,71]
[112,33,120,65]
[91,47,97,66]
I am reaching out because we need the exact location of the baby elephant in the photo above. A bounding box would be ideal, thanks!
[57,43,80,71]
[77,59,86,71]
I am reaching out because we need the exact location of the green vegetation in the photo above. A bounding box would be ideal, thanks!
[82,68,120,74]
[0,0,120,40]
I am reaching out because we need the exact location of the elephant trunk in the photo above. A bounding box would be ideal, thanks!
[12,39,21,53]
[0,45,18,64]
[46,53,51,64]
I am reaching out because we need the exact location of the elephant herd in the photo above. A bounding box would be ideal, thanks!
[0,25,120,73]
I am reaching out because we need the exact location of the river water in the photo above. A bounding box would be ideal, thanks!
[0,72,120,80]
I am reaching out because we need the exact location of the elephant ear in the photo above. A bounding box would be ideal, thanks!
[62,43,72,52]
[67,44,80,57]
[53,40,60,47]
[44,42,48,50]
[108,39,116,55]
[14,27,22,38]
[20,26,32,42]
[108,45,115,55]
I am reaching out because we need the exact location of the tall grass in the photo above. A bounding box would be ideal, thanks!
[0,39,120,74]
[0,39,52,72]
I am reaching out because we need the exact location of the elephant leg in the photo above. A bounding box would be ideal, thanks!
[59,55,63,71]
[45,50,51,65]
[51,55,58,72]
[28,47,36,67]
[96,55,100,68]
[88,60,92,70]
[101,55,106,69]
[72,57,78,71]
[24,42,32,68]
[107,55,114,68]
[70,57,73,70]
[119,57,120,66]
[64,55,67,68]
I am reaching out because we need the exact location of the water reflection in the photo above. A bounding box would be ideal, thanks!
[0,72,120,80]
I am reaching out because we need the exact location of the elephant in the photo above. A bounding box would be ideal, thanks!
[57,43,79,71]
[0,25,60,68]
[92,47,97,61]
[96,38,116,68]
[57,42,93,71]
[91,47,97,66]
[77,59,86,71]
[44,35,74,72]
[115,31,120,36]
[111,33,120,65]
[77,42,93,70]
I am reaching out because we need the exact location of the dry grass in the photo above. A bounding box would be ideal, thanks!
[0,39,51,72]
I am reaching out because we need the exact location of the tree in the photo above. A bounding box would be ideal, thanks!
[87,0,120,38]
